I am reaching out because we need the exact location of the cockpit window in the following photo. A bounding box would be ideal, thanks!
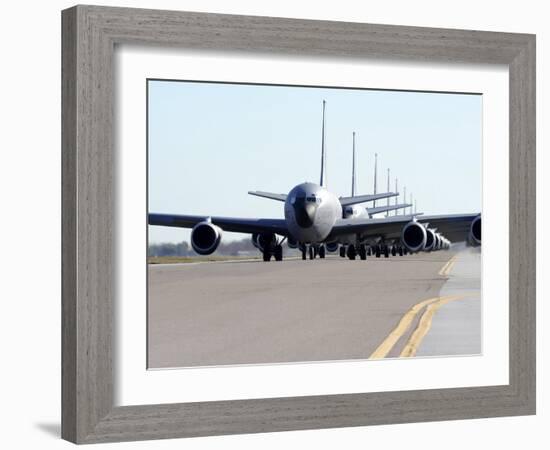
[306,195,321,203]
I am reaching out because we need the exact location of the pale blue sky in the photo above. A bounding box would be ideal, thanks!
[148,80,481,243]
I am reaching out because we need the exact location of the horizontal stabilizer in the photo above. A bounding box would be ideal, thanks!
[367,203,411,216]
[340,192,398,207]
[248,191,287,202]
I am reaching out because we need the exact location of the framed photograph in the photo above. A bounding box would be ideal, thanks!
[62,5,536,444]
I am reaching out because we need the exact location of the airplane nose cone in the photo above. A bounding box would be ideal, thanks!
[293,198,317,228]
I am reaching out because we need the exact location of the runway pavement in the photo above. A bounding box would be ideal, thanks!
[148,247,481,368]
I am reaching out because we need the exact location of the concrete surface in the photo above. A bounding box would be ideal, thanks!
[147,248,480,368]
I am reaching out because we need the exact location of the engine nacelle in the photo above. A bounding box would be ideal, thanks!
[191,221,222,255]
[433,233,441,250]
[287,236,298,249]
[325,242,339,252]
[469,215,481,246]
[401,221,427,253]
[252,233,278,252]
[424,228,436,252]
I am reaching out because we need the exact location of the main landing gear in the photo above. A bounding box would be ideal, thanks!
[339,246,346,258]
[346,245,357,260]
[263,245,283,262]
[333,242,410,261]
[338,244,367,260]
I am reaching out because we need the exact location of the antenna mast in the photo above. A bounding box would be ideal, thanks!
[403,186,406,215]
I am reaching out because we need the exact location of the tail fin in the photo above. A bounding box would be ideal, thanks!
[394,178,399,215]
[373,153,378,207]
[320,100,327,187]
[351,132,356,196]
[386,168,390,216]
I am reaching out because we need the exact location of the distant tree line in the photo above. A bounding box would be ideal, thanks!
[148,237,257,257]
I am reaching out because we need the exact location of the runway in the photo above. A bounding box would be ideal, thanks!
[148,248,481,368]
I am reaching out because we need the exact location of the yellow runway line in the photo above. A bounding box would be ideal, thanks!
[368,295,456,360]
[399,295,465,357]
[438,255,458,277]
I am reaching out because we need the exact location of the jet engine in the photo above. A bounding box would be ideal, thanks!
[401,221,427,253]
[434,233,441,250]
[252,233,279,252]
[325,241,339,252]
[287,236,298,249]
[191,221,222,255]
[436,234,444,249]
[424,228,437,252]
[469,215,482,246]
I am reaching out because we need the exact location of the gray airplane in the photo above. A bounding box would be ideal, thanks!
[149,101,481,261]
[337,134,462,260]
[335,132,413,259]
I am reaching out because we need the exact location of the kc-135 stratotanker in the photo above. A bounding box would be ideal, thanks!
[149,101,481,261]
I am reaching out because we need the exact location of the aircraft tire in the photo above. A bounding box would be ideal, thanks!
[274,245,283,261]
[319,245,326,259]
[309,246,315,260]
[347,245,356,260]
[398,247,404,256]
[375,246,381,258]
[263,250,271,262]
[339,246,346,258]
[391,246,396,256]
[359,245,367,260]
[301,248,307,260]
[384,245,390,258]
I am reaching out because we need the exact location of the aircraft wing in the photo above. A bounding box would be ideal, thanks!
[248,191,287,202]
[339,192,398,207]
[328,213,479,242]
[148,213,288,236]
[366,203,411,216]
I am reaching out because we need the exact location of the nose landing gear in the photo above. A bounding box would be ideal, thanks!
[298,243,327,260]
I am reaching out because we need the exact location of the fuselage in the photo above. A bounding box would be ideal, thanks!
[284,182,341,243]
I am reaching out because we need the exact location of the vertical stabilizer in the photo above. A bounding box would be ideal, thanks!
[403,186,407,215]
[373,153,378,207]
[386,168,390,216]
[319,100,327,187]
[395,178,398,216]
[351,132,356,196]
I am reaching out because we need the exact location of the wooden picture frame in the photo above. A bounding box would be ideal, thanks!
[62,5,536,444]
